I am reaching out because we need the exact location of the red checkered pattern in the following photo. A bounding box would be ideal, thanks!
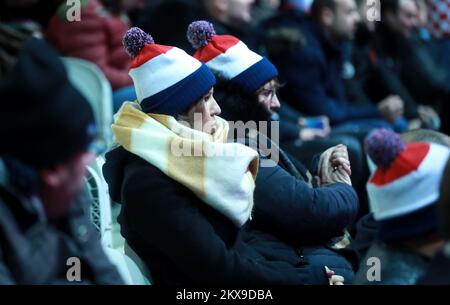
[427,0,450,39]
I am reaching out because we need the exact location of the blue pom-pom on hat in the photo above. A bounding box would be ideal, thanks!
[364,128,406,170]
[188,20,278,94]
[187,20,216,50]
[123,27,155,58]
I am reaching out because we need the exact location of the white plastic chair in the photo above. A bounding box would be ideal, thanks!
[84,157,151,284]
[85,163,113,248]
[63,57,114,151]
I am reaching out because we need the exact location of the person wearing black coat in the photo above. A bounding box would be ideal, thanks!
[366,1,449,134]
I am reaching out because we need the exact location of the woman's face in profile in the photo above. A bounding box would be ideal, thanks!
[183,88,222,135]
[257,79,281,114]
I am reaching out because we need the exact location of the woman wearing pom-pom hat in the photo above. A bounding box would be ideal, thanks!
[187,20,360,283]
[354,129,450,284]
[103,27,335,284]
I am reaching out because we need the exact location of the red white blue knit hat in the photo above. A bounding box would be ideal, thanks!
[365,129,450,241]
[187,21,278,94]
[123,27,216,115]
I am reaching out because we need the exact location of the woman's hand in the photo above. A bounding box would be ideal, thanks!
[317,145,352,186]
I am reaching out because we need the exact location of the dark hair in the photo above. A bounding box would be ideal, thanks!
[439,158,450,240]
[310,0,337,21]
[214,78,308,181]
[214,79,272,124]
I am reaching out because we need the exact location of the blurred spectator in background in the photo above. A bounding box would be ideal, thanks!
[45,0,143,112]
[341,0,380,123]
[354,129,450,284]
[137,0,257,53]
[134,0,202,52]
[252,0,281,25]
[252,0,313,40]
[426,0,450,69]
[0,38,123,284]
[113,0,145,24]
[425,0,450,135]
[427,0,450,40]
[0,0,63,35]
[360,0,419,119]
[359,0,448,133]
[418,157,450,285]
[260,0,409,140]
[200,0,256,45]
[283,0,314,12]
[350,0,413,121]
[415,0,430,41]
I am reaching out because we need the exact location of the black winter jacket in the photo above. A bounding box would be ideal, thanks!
[103,146,329,285]
[247,133,359,283]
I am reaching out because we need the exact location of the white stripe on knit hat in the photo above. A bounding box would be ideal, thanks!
[205,41,262,80]
[129,47,202,102]
[368,143,450,220]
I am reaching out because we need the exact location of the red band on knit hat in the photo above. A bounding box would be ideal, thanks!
[193,35,240,63]
[370,142,430,186]
[129,44,173,70]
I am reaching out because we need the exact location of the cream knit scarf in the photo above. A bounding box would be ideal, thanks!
[112,101,259,227]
